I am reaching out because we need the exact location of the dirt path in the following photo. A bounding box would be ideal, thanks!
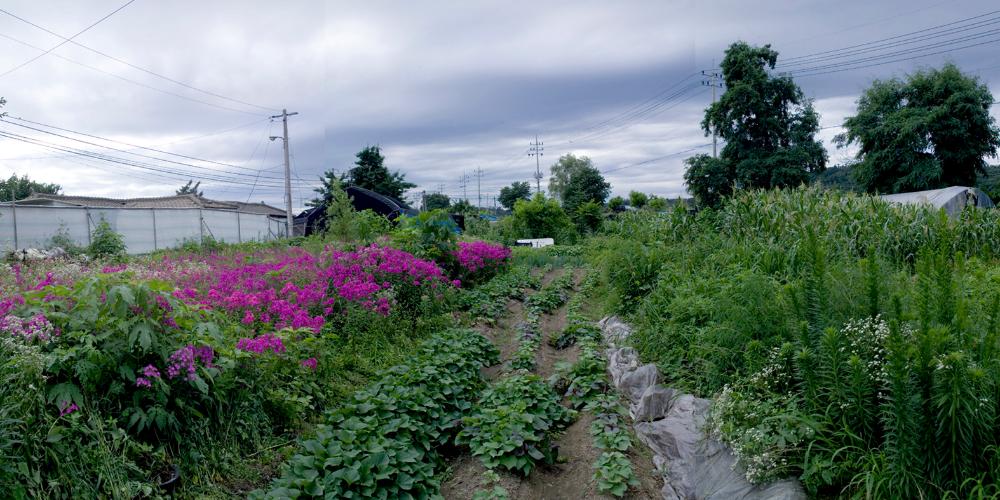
[444,266,660,499]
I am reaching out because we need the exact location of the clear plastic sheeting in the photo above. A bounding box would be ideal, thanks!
[0,205,286,254]
[881,186,994,216]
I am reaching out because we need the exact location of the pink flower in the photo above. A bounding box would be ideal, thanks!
[135,377,152,388]
[236,333,286,355]
[58,402,79,416]
[300,357,318,370]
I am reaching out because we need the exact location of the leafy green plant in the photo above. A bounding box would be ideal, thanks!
[255,329,499,498]
[88,219,127,260]
[458,374,575,476]
[593,451,639,497]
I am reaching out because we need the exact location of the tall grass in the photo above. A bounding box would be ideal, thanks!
[592,186,1000,496]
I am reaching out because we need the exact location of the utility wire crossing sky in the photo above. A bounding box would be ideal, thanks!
[0,0,998,210]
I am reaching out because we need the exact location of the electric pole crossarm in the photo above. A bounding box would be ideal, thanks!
[528,134,544,194]
[700,70,723,158]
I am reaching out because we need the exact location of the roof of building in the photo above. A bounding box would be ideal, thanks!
[881,186,994,215]
[15,193,287,217]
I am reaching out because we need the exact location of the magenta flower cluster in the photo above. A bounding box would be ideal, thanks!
[59,401,79,417]
[157,244,452,333]
[165,345,214,381]
[236,333,286,354]
[135,364,162,388]
[453,241,511,275]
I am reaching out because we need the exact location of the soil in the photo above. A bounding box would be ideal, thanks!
[443,264,663,499]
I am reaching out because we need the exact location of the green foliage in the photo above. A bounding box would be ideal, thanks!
[561,163,610,216]
[548,153,593,203]
[256,329,499,498]
[87,219,126,260]
[392,209,459,270]
[307,168,347,209]
[977,165,1000,202]
[458,374,575,476]
[499,181,532,210]
[683,153,731,208]
[524,271,573,314]
[838,63,1000,193]
[688,41,825,205]
[424,192,450,210]
[49,225,85,256]
[508,194,577,244]
[600,238,663,314]
[0,174,60,202]
[324,177,357,238]
[345,145,416,200]
[593,452,639,497]
[628,191,648,209]
[452,199,474,214]
[607,196,625,211]
[572,201,604,234]
[460,265,540,322]
[592,187,1000,496]
[175,180,203,196]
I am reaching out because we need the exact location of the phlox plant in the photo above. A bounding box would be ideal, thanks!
[453,240,512,285]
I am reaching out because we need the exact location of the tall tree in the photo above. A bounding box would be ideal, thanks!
[345,145,415,200]
[0,174,61,201]
[308,168,347,208]
[837,63,1000,193]
[683,154,731,208]
[424,193,450,211]
[498,181,531,210]
[548,154,593,202]
[561,163,610,215]
[685,41,826,207]
[176,180,204,197]
[628,191,648,208]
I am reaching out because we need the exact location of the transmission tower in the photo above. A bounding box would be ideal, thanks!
[528,135,544,194]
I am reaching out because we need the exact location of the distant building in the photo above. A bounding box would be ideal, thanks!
[293,186,417,236]
[15,193,287,217]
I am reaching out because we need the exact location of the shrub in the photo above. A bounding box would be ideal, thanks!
[509,194,577,244]
[392,209,459,271]
[88,219,126,260]
[453,240,511,285]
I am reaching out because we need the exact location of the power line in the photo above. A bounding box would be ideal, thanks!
[601,143,714,174]
[0,118,297,183]
[0,30,266,116]
[0,128,303,188]
[0,5,278,112]
[0,0,138,79]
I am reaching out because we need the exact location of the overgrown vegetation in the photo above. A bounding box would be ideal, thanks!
[590,186,1000,497]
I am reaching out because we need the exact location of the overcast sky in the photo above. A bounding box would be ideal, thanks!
[0,0,998,210]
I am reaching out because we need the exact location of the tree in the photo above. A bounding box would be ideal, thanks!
[548,154,593,202]
[608,196,625,211]
[424,193,450,211]
[0,174,61,202]
[573,201,604,233]
[451,199,474,214]
[176,180,204,197]
[628,191,648,208]
[812,165,860,192]
[345,145,415,200]
[308,169,347,208]
[978,165,1000,202]
[686,41,826,205]
[683,154,731,208]
[647,196,668,212]
[324,178,356,238]
[561,163,610,215]
[498,181,531,210]
[837,63,1000,193]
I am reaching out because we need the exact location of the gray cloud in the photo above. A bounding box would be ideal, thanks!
[0,0,997,210]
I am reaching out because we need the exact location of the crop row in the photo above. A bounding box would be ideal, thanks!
[252,328,499,499]
[459,265,540,323]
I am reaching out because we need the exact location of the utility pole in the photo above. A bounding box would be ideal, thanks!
[459,172,469,203]
[474,166,484,209]
[270,108,298,237]
[701,69,723,158]
[528,134,544,194]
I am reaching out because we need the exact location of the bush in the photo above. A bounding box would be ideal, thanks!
[509,194,577,244]
[88,219,126,260]
[392,209,459,271]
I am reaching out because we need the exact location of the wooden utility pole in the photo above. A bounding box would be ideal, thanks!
[270,109,298,237]
[528,135,544,194]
